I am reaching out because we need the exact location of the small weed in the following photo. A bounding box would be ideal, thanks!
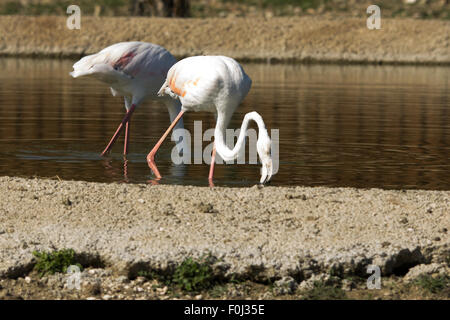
[414,275,449,294]
[365,292,375,300]
[303,281,347,300]
[135,256,216,293]
[228,273,244,284]
[137,270,164,281]
[172,257,214,292]
[33,248,82,277]
[209,284,228,298]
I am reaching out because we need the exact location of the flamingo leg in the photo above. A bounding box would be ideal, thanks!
[147,110,185,179]
[101,104,136,156]
[208,144,216,183]
[124,121,130,155]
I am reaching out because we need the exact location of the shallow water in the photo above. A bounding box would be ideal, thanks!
[0,58,449,189]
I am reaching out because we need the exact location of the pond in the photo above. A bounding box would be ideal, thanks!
[0,58,449,189]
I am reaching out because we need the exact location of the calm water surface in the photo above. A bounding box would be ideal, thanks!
[0,58,449,189]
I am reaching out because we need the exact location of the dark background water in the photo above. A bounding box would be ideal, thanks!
[0,58,449,189]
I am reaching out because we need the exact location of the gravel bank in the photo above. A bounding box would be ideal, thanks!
[0,176,448,281]
[0,15,449,64]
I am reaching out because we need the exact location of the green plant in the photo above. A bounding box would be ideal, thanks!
[2,1,22,14]
[303,281,347,300]
[209,284,228,298]
[172,257,214,292]
[414,275,449,294]
[136,269,168,284]
[135,256,217,292]
[33,248,82,277]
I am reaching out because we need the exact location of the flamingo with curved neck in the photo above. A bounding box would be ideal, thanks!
[147,55,273,184]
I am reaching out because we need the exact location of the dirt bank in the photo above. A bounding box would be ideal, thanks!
[0,15,448,64]
[0,176,448,282]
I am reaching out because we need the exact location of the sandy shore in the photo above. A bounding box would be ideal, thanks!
[0,176,448,282]
[0,15,449,64]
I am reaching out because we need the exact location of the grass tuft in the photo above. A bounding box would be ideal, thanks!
[32,248,83,277]
[172,257,214,292]
[414,275,449,294]
[302,281,347,300]
[137,256,216,293]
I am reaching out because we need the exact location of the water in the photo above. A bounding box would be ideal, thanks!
[0,58,449,189]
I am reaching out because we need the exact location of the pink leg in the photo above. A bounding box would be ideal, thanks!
[147,110,185,179]
[101,104,136,157]
[124,121,130,155]
[208,145,216,181]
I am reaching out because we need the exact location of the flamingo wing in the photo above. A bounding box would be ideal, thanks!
[70,42,175,89]
[158,56,249,109]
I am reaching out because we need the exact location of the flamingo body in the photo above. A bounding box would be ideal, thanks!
[160,56,251,115]
[70,41,185,155]
[71,42,176,102]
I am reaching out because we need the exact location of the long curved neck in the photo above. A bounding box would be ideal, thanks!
[214,111,267,162]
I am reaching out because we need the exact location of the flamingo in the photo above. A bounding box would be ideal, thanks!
[70,41,185,156]
[147,56,273,184]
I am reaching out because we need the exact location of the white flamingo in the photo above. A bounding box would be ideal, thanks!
[70,41,185,156]
[147,56,273,184]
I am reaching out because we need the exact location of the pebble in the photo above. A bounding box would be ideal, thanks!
[157,286,168,295]
[273,276,297,295]
[117,276,129,283]
[135,277,146,284]
[195,294,203,300]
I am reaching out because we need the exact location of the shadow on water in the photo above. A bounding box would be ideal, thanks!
[0,58,449,189]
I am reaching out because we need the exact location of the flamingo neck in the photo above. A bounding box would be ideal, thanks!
[214,111,267,162]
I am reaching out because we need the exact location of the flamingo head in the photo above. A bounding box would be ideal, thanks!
[256,129,273,184]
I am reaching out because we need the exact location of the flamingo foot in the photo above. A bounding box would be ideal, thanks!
[147,153,162,179]
[145,110,185,180]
